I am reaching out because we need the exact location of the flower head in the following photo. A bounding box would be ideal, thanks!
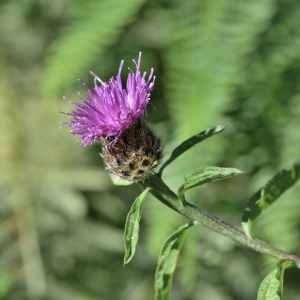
[102,120,162,181]
[68,52,155,146]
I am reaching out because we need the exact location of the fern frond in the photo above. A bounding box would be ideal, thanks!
[165,0,275,140]
[42,0,145,96]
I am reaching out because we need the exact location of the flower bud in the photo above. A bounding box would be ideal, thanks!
[101,120,162,181]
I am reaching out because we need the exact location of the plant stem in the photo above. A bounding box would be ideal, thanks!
[144,174,300,267]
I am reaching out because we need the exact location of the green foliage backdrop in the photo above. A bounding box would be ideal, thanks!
[0,0,300,299]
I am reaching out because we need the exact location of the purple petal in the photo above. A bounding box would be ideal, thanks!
[67,52,155,146]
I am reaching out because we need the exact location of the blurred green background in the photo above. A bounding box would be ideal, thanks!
[1,0,300,299]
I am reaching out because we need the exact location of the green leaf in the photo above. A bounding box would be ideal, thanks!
[159,126,224,174]
[178,166,243,199]
[154,222,196,300]
[123,188,149,264]
[242,162,300,237]
[257,261,291,300]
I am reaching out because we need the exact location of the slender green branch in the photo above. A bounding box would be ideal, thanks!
[144,174,300,267]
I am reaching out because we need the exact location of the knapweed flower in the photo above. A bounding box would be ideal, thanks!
[68,52,155,146]
[67,52,162,181]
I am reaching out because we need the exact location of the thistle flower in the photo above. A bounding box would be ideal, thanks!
[68,52,155,146]
[67,53,162,181]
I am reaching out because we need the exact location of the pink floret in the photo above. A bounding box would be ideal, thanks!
[68,52,155,146]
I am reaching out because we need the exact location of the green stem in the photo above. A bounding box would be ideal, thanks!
[144,174,300,267]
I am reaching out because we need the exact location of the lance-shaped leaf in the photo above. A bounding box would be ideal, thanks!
[123,188,149,264]
[154,222,196,300]
[242,162,300,237]
[178,167,243,200]
[159,126,224,174]
[257,261,291,300]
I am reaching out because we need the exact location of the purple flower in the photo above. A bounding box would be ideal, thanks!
[67,52,155,146]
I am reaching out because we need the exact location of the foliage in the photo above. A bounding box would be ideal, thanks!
[242,162,300,238]
[178,166,242,201]
[257,261,291,300]
[154,223,195,300]
[159,126,224,174]
[1,0,300,299]
[123,188,149,264]
[123,128,299,300]
[43,0,146,96]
